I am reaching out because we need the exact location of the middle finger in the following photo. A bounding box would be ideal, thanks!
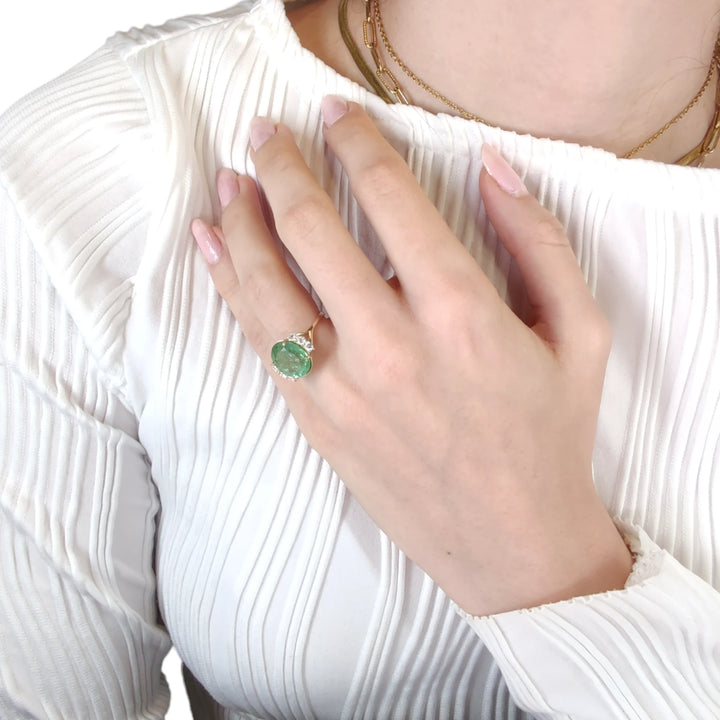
[319,97,482,297]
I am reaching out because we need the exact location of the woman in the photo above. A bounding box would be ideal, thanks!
[1,0,719,717]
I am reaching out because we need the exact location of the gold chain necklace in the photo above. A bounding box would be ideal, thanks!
[339,0,720,166]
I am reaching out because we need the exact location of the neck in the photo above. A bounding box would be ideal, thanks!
[288,0,720,164]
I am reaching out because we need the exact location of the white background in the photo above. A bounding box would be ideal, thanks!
[0,2,232,718]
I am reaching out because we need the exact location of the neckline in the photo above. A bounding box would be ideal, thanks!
[248,0,720,191]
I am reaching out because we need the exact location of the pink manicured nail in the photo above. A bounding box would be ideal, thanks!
[191,219,223,265]
[249,117,277,150]
[481,144,528,197]
[217,168,239,209]
[321,95,349,127]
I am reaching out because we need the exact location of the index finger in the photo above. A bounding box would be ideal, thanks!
[244,119,396,330]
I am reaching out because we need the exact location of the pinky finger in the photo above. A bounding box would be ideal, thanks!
[190,219,246,307]
[190,220,269,357]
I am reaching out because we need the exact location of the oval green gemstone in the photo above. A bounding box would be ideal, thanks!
[271,340,312,379]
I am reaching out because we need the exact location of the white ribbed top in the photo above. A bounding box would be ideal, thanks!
[1,1,719,718]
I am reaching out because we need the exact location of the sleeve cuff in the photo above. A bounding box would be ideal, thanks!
[455,522,720,718]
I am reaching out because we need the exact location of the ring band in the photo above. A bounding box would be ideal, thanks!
[271,313,323,380]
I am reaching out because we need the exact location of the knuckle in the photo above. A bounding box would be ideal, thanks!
[259,145,297,177]
[437,280,479,316]
[569,305,612,367]
[278,195,327,242]
[240,262,276,307]
[356,154,407,201]
[534,215,568,248]
[366,340,419,390]
[424,277,485,332]
[212,268,240,300]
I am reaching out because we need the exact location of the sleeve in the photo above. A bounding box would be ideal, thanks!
[458,522,720,720]
[0,47,172,720]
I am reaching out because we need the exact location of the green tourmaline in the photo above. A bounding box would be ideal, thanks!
[271,340,312,379]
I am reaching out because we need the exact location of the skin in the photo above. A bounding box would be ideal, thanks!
[191,0,720,613]
[287,0,720,165]
[191,99,633,616]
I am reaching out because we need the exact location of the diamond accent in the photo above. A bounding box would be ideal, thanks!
[288,333,314,353]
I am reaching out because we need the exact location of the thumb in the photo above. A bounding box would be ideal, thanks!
[479,144,599,347]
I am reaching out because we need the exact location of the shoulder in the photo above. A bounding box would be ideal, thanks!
[0,1,280,380]
[106,0,269,68]
[0,0,272,223]
[0,0,289,279]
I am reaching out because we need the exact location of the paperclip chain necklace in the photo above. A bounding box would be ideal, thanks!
[338,0,720,165]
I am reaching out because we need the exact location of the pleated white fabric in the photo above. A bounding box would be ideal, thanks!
[1,1,719,718]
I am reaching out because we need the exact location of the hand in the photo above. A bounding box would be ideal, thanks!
[190,97,632,616]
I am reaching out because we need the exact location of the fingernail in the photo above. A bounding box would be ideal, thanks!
[249,117,277,150]
[191,218,223,265]
[481,144,528,197]
[217,168,239,209]
[321,95,349,127]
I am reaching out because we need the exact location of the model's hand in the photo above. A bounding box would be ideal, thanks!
[191,97,631,616]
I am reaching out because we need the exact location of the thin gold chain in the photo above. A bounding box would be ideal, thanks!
[361,0,410,104]
[359,0,720,163]
[364,0,491,122]
[676,69,720,166]
[624,40,720,158]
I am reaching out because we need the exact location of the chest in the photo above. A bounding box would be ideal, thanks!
[138,152,720,716]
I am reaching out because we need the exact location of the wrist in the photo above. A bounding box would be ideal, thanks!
[453,509,634,617]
